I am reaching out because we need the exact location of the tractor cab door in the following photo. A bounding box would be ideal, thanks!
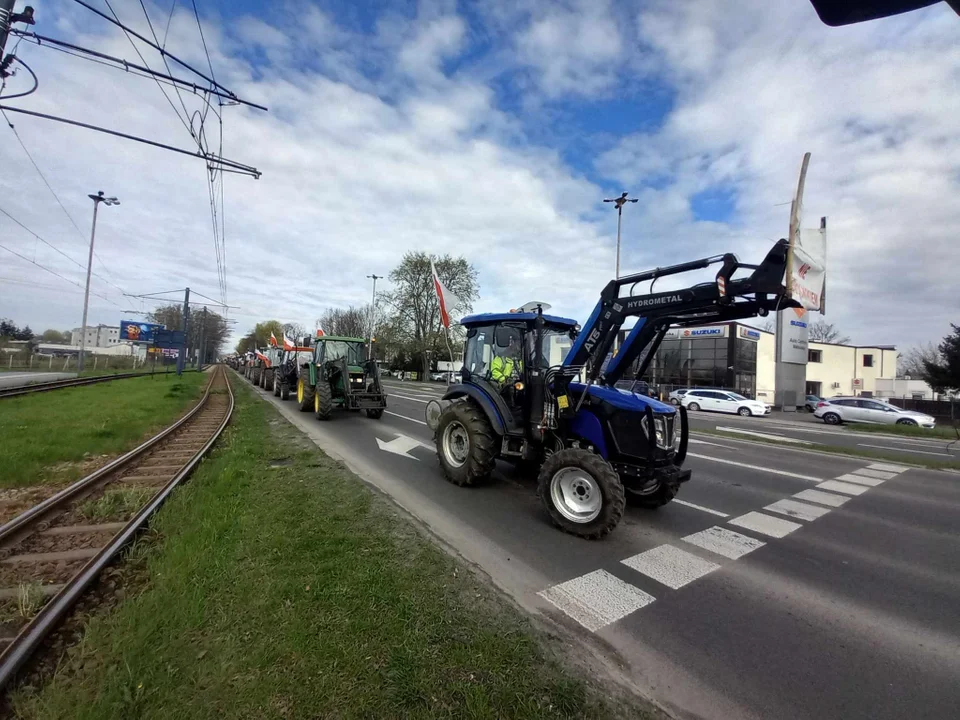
[463,323,526,429]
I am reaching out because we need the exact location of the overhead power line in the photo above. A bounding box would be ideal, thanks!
[0,241,121,308]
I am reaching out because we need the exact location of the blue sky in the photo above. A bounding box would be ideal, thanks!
[0,0,958,350]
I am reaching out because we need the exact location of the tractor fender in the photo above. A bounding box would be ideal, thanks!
[442,384,507,437]
[569,409,609,460]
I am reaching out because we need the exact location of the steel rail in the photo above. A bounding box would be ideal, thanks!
[0,369,195,399]
[0,366,234,690]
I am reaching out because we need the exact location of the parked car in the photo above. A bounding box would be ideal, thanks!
[430,371,457,382]
[813,397,936,428]
[668,389,690,405]
[681,389,772,417]
[614,379,650,395]
[805,394,821,412]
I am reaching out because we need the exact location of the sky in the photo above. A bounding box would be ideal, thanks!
[0,0,957,352]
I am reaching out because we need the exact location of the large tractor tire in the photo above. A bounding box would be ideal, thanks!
[262,368,274,390]
[314,381,333,420]
[280,381,291,401]
[296,376,315,412]
[252,366,262,386]
[538,448,625,539]
[365,383,384,419]
[435,400,496,486]
[625,476,679,509]
[273,371,281,397]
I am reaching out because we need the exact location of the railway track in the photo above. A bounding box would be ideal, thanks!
[0,370,158,399]
[0,365,233,691]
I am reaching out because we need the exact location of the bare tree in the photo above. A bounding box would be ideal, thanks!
[759,319,775,334]
[150,305,230,359]
[318,306,370,339]
[898,342,940,379]
[382,252,478,379]
[807,319,850,344]
[282,322,307,343]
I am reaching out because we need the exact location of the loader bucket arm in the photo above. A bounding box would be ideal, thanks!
[564,238,799,386]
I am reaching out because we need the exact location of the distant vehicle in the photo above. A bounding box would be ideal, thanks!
[614,379,650,395]
[431,371,457,382]
[681,389,771,417]
[813,397,936,428]
[668,389,690,405]
[805,394,821,412]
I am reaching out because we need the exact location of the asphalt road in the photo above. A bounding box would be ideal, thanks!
[683,408,960,463]
[0,371,75,389]
[244,374,960,720]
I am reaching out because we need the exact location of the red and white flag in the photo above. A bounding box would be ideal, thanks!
[269,332,279,347]
[316,325,325,338]
[282,333,295,351]
[431,259,459,329]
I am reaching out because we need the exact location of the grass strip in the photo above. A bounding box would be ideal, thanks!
[832,421,959,441]
[11,376,650,720]
[695,429,960,470]
[0,373,207,489]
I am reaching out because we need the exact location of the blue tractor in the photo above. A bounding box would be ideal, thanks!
[426,239,799,539]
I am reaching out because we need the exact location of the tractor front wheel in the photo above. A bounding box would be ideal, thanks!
[262,368,274,390]
[280,382,290,401]
[297,377,315,412]
[365,383,384,419]
[435,400,496,486]
[273,372,281,397]
[538,448,625,539]
[314,381,333,420]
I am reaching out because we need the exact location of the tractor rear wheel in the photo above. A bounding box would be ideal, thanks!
[262,368,273,390]
[435,400,496,486]
[314,381,333,420]
[273,372,281,397]
[280,382,290,401]
[538,448,625,539]
[253,367,262,385]
[297,376,315,412]
[365,383,384,419]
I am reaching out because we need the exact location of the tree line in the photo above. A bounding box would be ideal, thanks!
[234,251,479,378]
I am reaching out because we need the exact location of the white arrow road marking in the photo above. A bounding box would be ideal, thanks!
[375,433,430,460]
[715,427,812,445]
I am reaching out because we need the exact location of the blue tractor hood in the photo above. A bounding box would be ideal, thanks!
[569,382,676,414]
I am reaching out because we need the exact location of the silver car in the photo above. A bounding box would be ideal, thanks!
[813,397,936,428]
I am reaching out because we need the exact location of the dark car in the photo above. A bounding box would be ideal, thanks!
[805,394,820,412]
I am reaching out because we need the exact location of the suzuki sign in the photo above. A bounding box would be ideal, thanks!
[779,308,809,365]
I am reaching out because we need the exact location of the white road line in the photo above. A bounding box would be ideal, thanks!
[687,438,726,446]
[621,545,721,590]
[686,453,823,482]
[538,570,655,632]
[672,499,729,517]
[835,473,885,487]
[868,462,908,473]
[715,427,812,444]
[388,393,430,404]
[682,526,766,560]
[729,511,802,539]
[764,498,832,521]
[793,488,850,507]
[817,480,869,496]
[858,443,952,457]
[384,410,428,426]
[850,467,897,480]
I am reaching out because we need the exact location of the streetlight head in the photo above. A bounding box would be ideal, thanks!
[105,197,120,206]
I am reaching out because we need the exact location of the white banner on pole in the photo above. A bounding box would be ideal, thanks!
[790,225,826,312]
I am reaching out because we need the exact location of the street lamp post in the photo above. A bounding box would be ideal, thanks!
[603,191,637,353]
[366,273,381,359]
[78,191,120,373]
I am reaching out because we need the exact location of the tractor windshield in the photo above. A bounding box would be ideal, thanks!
[529,328,575,369]
[323,341,365,365]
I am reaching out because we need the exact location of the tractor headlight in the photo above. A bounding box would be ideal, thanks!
[641,414,677,451]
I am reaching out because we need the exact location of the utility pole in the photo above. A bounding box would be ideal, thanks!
[603,191,638,354]
[198,307,207,368]
[176,287,190,376]
[0,3,34,74]
[366,273,381,359]
[78,191,119,372]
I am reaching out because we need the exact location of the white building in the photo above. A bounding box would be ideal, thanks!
[71,325,120,348]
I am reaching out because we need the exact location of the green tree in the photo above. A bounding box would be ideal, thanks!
[41,329,71,344]
[382,252,478,379]
[922,324,960,395]
[235,333,257,354]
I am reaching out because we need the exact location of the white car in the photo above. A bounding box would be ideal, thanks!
[813,397,936,428]
[668,389,690,405]
[681,389,771,417]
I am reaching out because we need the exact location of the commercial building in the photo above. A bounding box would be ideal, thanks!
[71,324,120,348]
[629,322,898,403]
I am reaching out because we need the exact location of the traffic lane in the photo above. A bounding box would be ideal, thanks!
[0,371,75,388]
[687,410,960,460]
[384,393,831,521]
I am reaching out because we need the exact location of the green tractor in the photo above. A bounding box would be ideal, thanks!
[296,335,387,420]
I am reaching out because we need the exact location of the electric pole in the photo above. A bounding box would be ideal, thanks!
[366,273,381,359]
[197,306,207,368]
[78,191,119,372]
[176,287,190,376]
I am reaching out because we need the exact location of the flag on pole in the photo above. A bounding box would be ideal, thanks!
[269,332,278,347]
[282,333,295,351]
[316,325,326,338]
[431,259,459,329]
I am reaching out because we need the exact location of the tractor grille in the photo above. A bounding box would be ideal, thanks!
[609,411,678,454]
[349,373,365,389]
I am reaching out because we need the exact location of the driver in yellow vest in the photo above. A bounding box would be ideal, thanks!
[490,336,523,385]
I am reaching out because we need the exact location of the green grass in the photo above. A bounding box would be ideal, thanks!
[10,378,650,720]
[0,373,207,489]
[696,429,960,471]
[835,420,959,440]
[77,488,156,523]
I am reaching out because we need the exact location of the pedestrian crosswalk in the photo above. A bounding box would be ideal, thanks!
[538,462,909,632]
